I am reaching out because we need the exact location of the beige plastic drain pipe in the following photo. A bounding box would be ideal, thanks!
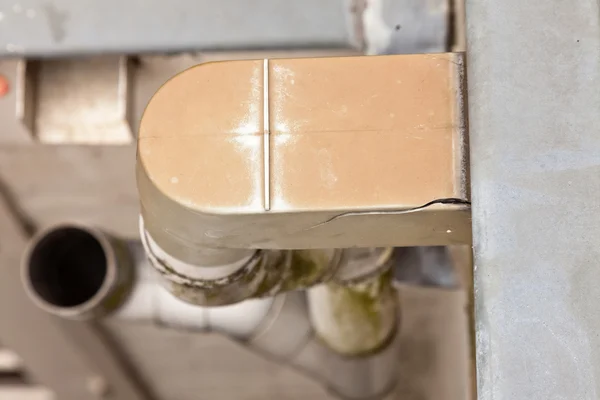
[136,53,470,306]
[134,53,468,398]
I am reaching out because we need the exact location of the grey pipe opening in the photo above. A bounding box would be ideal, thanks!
[22,225,131,319]
[27,227,107,307]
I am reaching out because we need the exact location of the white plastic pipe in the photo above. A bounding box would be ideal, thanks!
[141,219,253,280]
[21,224,273,338]
[307,248,397,355]
[115,242,274,339]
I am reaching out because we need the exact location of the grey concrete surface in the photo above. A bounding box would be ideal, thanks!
[467,0,600,399]
[0,183,149,400]
[0,145,139,237]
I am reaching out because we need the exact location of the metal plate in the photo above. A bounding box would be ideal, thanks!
[0,0,451,58]
[363,0,449,55]
[0,0,355,56]
[467,0,600,398]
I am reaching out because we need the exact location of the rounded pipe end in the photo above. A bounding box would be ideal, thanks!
[22,224,133,320]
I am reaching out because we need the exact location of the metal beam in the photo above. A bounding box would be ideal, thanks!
[467,0,600,398]
[0,0,356,57]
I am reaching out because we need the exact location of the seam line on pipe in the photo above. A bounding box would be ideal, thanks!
[263,58,271,211]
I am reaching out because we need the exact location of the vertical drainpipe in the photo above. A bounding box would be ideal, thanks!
[308,248,397,355]
[246,248,400,399]
[304,248,399,398]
